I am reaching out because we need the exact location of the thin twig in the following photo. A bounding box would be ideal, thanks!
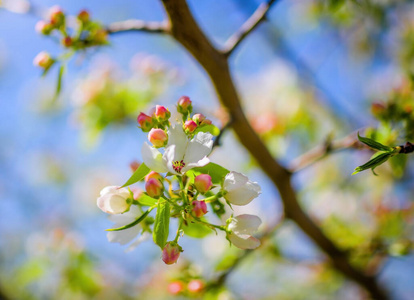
[223,0,280,56]
[289,131,363,173]
[106,19,169,34]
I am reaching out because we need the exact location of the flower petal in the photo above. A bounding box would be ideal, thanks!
[229,234,261,250]
[183,132,213,166]
[167,124,188,161]
[228,214,262,235]
[107,206,142,245]
[163,145,180,174]
[181,157,210,173]
[223,172,248,192]
[125,231,151,253]
[141,142,169,173]
[223,172,261,206]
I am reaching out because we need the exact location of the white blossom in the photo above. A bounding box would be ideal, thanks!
[228,214,261,249]
[97,186,131,214]
[223,172,261,206]
[141,124,213,175]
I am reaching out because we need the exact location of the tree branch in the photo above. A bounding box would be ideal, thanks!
[159,0,389,299]
[106,19,169,34]
[223,0,279,56]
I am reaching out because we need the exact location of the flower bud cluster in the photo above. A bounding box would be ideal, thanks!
[98,97,263,265]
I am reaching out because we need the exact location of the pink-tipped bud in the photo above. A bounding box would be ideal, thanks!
[35,20,53,35]
[145,171,163,183]
[192,200,207,218]
[194,174,212,194]
[49,6,65,27]
[187,279,204,293]
[62,36,72,47]
[148,128,168,148]
[77,10,90,23]
[200,119,212,126]
[177,96,192,115]
[155,105,171,121]
[168,281,184,295]
[137,112,154,132]
[162,242,182,265]
[192,113,205,125]
[33,51,54,69]
[145,178,164,198]
[184,120,197,133]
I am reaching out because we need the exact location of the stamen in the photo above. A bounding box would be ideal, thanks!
[172,160,186,173]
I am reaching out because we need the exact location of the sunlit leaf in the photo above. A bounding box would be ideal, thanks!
[121,163,150,187]
[352,152,391,175]
[183,219,213,238]
[357,133,393,152]
[153,201,170,249]
[190,163,230,184]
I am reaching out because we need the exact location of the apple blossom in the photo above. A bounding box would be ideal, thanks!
[145,171,163,183]
[200,119,212,125]
[155,105,171,121]
[194,174,212,194]
[141,124,213,175]
[77,9,90,23]
[192,200,207,217]
[223,171,261,206]
[227,214,261,249]
[49,5,65,27]
[162,242,182,265]
[97,186,131,215]
[148,128,168,148]
[192,113,205,125]
[33,51,54,69]
[35,20,52,35]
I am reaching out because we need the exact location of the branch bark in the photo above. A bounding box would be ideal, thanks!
[223,0,279,55]
[159,0,389,299]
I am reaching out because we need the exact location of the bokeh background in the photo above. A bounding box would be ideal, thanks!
[1,0,414,299]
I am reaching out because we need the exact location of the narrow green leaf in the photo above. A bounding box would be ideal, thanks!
[137,194,158,206]
[357,133,393,152]
[106,208,152,231]
[352,152,391,175]
[190,163,230,184]
[153,201,170,249]
[194,124,220,136]
[121,163,150,188]
[55,64,65,99]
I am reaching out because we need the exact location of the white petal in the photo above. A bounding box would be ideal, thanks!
[141,142,169,173]
[107,226,141,245]
[100,186,118,196]
[183,132,213,166]
[228,214,262,235]
[229,234,261,250]
[223,172,248,192]
[125,231,151,253]
[167,124,188,161]
[163,145,180,174]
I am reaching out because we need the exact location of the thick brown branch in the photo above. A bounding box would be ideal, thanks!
[223,0,279,56]
[106,19,169,34]
[160,0,388,299]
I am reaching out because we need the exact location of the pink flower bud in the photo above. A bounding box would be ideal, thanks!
[192,200,207,218]
[194,174,212,194]
[33,51,54,69]
[35,20,53,35]
[162,242,182,265]
[177,96,192,114]
[168,281,184,295]
[49,6,65,27]
[187,279,204,293]
[137,112,154,132]
[62,36,72,47]
[184,120,197,133]
[192,113,205,125]
[145,178,164,198]
[200,119,212,126]
[148,128,168,148]
[129,160,140,172]
[145,171,163,183]
[155,105,171,121]
[77,10,90,23]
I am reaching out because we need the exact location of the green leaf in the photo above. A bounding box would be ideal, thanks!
[137,194,158,206]
[352,152,391,175]
[106,208,152,231]
[153,201,170,249]
[357,133,393,152]
[183,220,213,238]
[121,163,150,188]
[55,64,64,99]
[190,163,230,184]
[194,124,220,136]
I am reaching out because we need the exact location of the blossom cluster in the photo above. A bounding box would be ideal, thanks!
[33,6,108,72]
[97,96,262,264]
